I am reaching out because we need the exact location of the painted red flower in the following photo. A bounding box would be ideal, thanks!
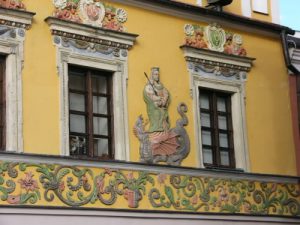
[96,176,105,194]
[243,202,251,213]
[7,195,21,204]
[104,168,113,176]
[58,181,65,192]
[157,173,167,185]
[191,195,198,205]
[18,172,39,192]
[82,175,88,184]
[126,172,134,180]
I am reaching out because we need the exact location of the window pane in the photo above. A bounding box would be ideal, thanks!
[200,94,209,109]
[93,117,108,136]
[219,133,228,148]
[218,116,227,130]
[94,138,109,157]
[93,96,107,114]
[92,76,107,94]
[70,93,85,112]
[203,148,213,164]
[201,130,212,146]
[217,97,226,112]
[70,114,86,133]
[220,151,230,166]
[69,135,87,155]
[69,75,85,91]
[200,113,210,127]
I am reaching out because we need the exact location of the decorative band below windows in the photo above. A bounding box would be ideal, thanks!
[0,159,299,217]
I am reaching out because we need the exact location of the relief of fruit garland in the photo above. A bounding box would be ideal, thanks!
[0,161,299,217]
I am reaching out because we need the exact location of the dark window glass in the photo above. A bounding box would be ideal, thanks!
[0,56,5,151]
[69,65,114,159]
[199,88,235,168]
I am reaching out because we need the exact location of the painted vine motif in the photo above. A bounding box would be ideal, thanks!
[0,0,25,10]
[184,23,247,56]
[0,161,299,217]
[53,0,127,32]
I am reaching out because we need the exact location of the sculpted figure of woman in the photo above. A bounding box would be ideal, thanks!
[143,67,170,132]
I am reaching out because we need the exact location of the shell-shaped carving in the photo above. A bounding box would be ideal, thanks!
[233,34,243,45]
[184,24,194,36]
[116,8,128,23]
[53,0,67,9]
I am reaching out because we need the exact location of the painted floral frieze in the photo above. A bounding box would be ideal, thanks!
[0,0,25,10]
[184,23,247,56]
[0,160,299,217]
[53,0,127,32]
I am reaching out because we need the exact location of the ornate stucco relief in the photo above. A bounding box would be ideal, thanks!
[0,160,299,217]
[184,23,247,57]
[181,46,255,83]
[0,0,25,10]
[133,68,190,166]
[52,0,128,32]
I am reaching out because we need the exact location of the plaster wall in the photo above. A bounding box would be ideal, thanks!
[19,0,297,175]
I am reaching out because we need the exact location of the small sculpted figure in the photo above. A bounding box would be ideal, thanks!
[134,67,190,166]
[143,67,170,132]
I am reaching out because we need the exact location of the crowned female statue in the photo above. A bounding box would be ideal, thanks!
[143,67,170,132]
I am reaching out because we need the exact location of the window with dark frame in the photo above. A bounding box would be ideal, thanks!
[68,65,114,159]
[199,88,235,168]
[0,56,5,151]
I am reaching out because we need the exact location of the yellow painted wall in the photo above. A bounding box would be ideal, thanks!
[18,1,296,175]
[22,0,60,155]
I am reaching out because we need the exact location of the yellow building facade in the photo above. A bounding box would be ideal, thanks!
[0,0,299,224]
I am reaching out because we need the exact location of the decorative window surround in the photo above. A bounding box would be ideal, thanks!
[0,8,35,152]
[181,45,255,171]
[0,7,34,29]
[45,17,138,161]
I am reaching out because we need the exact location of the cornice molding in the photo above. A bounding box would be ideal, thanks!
[45,17,138,49]
[0,7,35,29]
[109,0,293,38]
[181,45,255,72]
[0,152,298,184]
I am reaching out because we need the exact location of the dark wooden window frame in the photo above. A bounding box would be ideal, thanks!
[199,88,235,169]
[68,65,114,159]
[0,55,5,151]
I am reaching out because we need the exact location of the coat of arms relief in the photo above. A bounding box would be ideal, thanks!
[184,23,247,56]
[53,0,128,32]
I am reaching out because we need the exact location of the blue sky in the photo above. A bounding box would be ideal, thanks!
[279,0,300,31]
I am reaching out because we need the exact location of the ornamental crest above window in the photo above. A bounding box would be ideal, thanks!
[53,0,128,32]
[184,23,247,57]
[0,0,26,10]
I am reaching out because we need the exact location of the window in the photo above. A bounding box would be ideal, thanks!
[252,0,268,14]
[181,45,254,171]
[0,56,5,151]
[69,65,114,159]
[47,17,137,160]
[199,88,235,168]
